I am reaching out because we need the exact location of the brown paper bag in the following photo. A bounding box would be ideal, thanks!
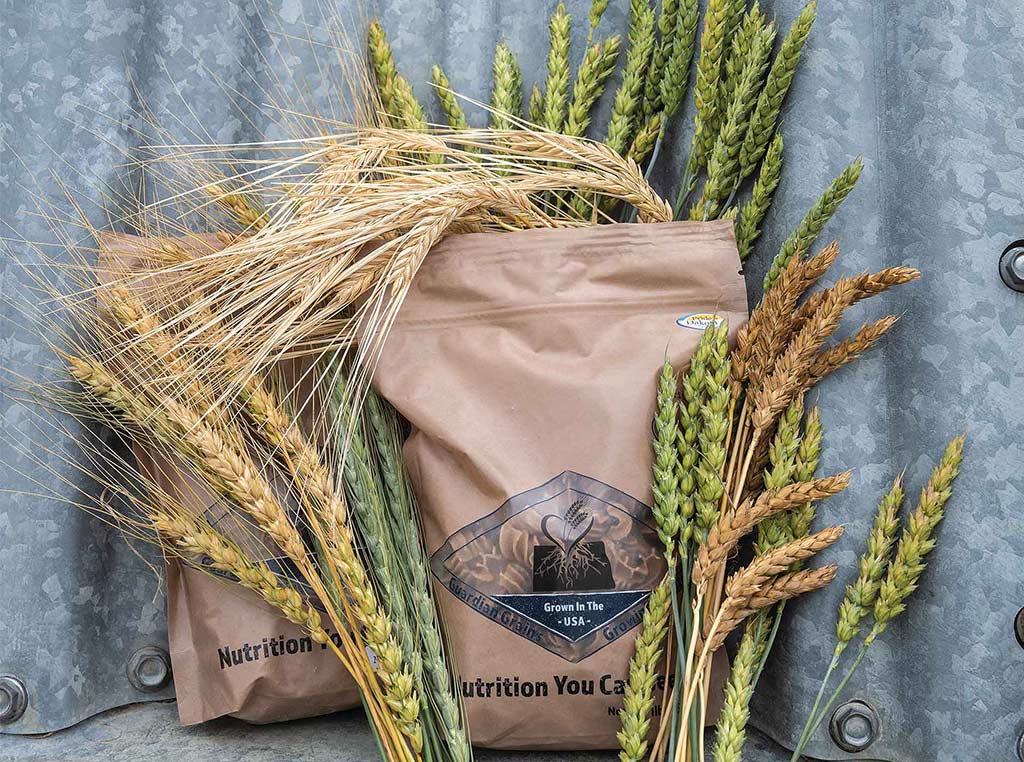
[373,220,747,750]
[165,561,362,724]
[98,232,362,726]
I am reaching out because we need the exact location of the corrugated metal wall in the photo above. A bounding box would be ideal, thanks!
[2,1,1022,759]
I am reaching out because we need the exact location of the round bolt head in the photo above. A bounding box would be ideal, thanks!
[0,675,28,724]
[1017,729,1024,762]
[829,699,879,753]
[999,241,1024,292]
[1015,608,1024,650]
[127,646,172,693]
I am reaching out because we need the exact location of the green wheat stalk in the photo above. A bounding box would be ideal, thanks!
[763,157,864,292]
[368,19,400,120]
[748,403,824,690]
[565,35,622,136]
[834,477,903,652]
[628,112,664,165]
[711,621,764,762]
[365,389,472,762]
[606,0,657,157]
[869,435,966,642]
[653,360,683,558]
[617,576,672,762]
[642,0,680,117]
[740,1,816,178]
[431,65,469,130]
[528,83,545,124]
[788,404,823,540]
[690,22,774,220]
[686,0,737,178]
[754,394,804,553]
[491,42,524,130]
[677,332,707,547]
[735,132,783,261]
[659,0,699,120]
[542,2,573,132]
[693,321,731,538]
[328,373,424,735]
[720,2,768,115]
[589,0,611,41]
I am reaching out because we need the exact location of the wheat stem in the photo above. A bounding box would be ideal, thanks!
[491,43,524,130]
[542,3,572,132]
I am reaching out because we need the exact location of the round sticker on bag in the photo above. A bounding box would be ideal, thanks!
[676,312,724,331]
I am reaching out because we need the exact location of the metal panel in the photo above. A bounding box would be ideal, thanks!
[1,0,1022,758]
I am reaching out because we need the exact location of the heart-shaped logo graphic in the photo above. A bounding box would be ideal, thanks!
[541,499,594,559]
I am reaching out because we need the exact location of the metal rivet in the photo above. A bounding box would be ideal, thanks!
[829,699,879,753]
[999,240,1024,292]
[0,675,28,723]
[1017,730,1024,762]
[127,646,172,692]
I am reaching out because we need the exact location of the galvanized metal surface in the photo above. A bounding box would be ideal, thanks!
[0,703,798,762]
[2,0,1023,759]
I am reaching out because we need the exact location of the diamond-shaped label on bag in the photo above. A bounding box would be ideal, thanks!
[430,471,666,663]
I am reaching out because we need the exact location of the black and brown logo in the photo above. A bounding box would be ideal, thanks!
[430,471,665,662]
[533,498,615,592]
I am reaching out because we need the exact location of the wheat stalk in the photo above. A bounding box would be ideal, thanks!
[209,182,267,231]
[606,0,656,157]
[808,315,900,383]
[735,131,783,261]
[628,112,663,164]
[751,279,858,432]
[869,434,965,641]
[764,157,864,291]
[792,267,920,329]
[740,1,817,178]
[788,405,823,539]
[642,0,679,117]
[726,526,844,599]
[491,43,524,130]
[528,83,545,124]
[617,575,672,762]
[790,435,965,762]
[566,36,622,137]
[755,394,804,553]
[431,66,470,130]
[658,0,699,119]
[690,22,773,219]
[708,565,837,653]
[151,510,329,644]
[710,622,762,762]
[694,321,731,537]
[364,389,470,762]
[737,242,841,396]
[686,0,733,176]
[834,476,903,652]
[720,3,770,112]
[542,3,572,132]
[368,19,400,119]
[589,0,611,34]
[654,361,683,557]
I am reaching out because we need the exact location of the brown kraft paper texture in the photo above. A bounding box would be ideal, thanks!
[373,220,748,750]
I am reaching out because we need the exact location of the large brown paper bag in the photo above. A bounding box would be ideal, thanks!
[373,220,747,750]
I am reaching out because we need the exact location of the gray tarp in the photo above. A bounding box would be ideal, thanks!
[1,0,1022,760]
